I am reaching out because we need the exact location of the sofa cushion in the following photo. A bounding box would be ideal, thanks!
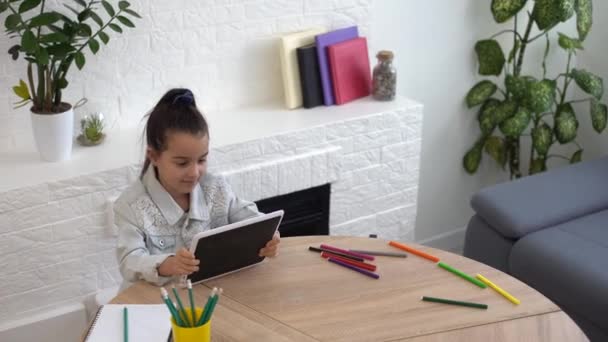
[509,209,608,332]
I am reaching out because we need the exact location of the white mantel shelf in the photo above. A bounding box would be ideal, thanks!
[0,96,421,192]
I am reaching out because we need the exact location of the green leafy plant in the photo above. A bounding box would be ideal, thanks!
[463,0,605,179]
[0,0,141,113]
[80,112,104,142]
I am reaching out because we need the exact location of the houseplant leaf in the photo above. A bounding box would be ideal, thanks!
[36,47,49,66]
[109,23,123,33]
[478,98,501,134]
[89,38,99,54]
[530,158,547,174]
[499,106,532,138]
[75,51,85,70]
[532,123,553,155]
[554,103,579,143]
[484,136,506,167]
[5,14,21,30]
[524,79,556,113]
[21,29,37,54]
[117,15,135,28]
[575,0,592,41]
[557,32,583,52]
[466,80,497,108]
[571,68,603,100]
[494,99,518,124]
[0,3,8,14]
[491,0,528,23]
[12,79,30,100]
[119,1,131,10]
[29,12,62,27]
[124,9,142,19]
[19,0,42,13]
[463,141,483,174]
[90,11,103,26]
[98,31,110,45]
[102,0,116,17]
[39,32,69,44]
[73,0,87,7]
[570,149,583,163]
[505,75,527,100]
[475,39,505,76]
[590,99,607,133]
[533,0,575,30]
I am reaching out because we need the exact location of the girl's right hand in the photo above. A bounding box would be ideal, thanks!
[158,248,200,277]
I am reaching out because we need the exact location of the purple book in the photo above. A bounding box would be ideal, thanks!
[315,26,359,106]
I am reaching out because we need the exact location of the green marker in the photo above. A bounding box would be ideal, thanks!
[187,280,197,327]
[172,286,192,327]
[422,296,488,309]
[161,287,185,327]
[437,262,487,289]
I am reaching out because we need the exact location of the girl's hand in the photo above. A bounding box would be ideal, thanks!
[259,231,280,257]
[158,248,200,276]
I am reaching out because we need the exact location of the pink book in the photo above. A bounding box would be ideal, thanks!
[327,37,371,105]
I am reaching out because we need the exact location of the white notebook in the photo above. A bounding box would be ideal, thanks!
[83,304,171,342]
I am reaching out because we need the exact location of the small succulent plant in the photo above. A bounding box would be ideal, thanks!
[80,112,105,144]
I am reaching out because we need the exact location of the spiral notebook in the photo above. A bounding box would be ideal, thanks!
[83,304,170,342]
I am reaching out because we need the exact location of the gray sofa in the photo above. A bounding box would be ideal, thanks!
[464,156,608,342]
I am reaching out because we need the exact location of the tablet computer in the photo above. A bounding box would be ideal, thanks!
[187,210,284,284]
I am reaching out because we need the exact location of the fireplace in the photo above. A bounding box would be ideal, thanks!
[255,184,330,237]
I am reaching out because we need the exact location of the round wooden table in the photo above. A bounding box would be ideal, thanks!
[109,236,588,341]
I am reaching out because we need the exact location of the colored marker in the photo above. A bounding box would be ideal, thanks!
[437,262,487,289]
[422,296,488,309]
[320,244,375,261]
[476,274,520,305]
[388,241,439,262]
[172,286,191,327]
[161,287,184,327]
[308,246,365,262]
[187,280,197,326]
[349,249,408,258]
[327,257,380,279]
[321,252,377,271]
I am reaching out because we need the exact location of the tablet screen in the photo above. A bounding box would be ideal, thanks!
[188,210,283,284]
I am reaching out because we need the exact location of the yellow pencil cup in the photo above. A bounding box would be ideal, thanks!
[171,307,211,342]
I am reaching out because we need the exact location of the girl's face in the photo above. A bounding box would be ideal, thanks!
[148,131,209,197]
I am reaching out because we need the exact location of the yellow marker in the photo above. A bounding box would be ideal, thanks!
[476,274,521,305]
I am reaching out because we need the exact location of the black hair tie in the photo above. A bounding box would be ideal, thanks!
[172,91,194,105]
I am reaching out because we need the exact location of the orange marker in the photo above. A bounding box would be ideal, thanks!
[388,241,439,262]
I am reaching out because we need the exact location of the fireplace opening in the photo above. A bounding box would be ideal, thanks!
[255,183,330,237]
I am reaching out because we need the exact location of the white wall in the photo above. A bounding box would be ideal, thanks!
[370,0,583,242]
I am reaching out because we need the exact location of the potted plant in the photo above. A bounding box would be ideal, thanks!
[463,0,605,179]
[0,0,140,161]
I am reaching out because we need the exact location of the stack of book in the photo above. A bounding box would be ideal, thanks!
[278,26,372,109]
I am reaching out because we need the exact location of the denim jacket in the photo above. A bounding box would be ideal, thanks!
[114,167,260,287]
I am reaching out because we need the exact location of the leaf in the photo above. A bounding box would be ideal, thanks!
[491,0,528,23]
[89,38,100,54]
[102,0,116,17]
[5,13,21,30]
[507,38,520,64]
[590,99,607,133]
[554,103,579,143]
[117,15,135,28]
[124,8,142,19]
[570,149,583,164]
[478,98,501,134]
[0,2,8,14]
[12,79,31,100]
[484,136,506,167]
[77,23,92,37]
[8,44,20,60]
[524,79,556,113]
[463,142,483,174]
[505,75,527,100]
[571,68,603,100]
[56,77,68,89]
[533,0,575,30]
[558,32,583,52]
[494,99,518,124]
[532,123,553,155]
[475,39,505,76]
[19,0,42,13]
[119,1,131,10]
[90,11,103,26]
[29,12,62,27]
[39,32,69,44]
[466,80,497,108]
[530,158,547,174]
[78,8,92,22]
[47,43,75,59]
[98,31,110,45]
[75,51,85,70]
[21,30,37,54]
[73,0,87,7]
[63,4,80,16]
[575,0,592,41]
[109,23,123,33]
[37,47,49,65]
[499,106,532,138]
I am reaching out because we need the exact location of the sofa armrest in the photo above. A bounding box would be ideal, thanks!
[471,156,608,239]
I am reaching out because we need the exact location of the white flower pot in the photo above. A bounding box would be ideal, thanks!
[30,105,74,162]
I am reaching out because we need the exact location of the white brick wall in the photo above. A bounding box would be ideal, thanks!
[0,0,372,152]
[0,102,422,328]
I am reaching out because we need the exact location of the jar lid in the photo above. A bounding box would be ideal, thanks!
[377,50,394,61]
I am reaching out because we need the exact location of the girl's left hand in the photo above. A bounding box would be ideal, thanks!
[259,231,280,257]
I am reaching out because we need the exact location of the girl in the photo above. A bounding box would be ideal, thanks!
[115,88,280,287]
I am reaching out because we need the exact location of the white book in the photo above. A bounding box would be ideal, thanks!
[83,304,170,342]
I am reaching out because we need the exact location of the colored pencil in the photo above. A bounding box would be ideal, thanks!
[172,286,191,327]
[203,288,222,325]
[349,249,408,258]
[388,241,439,262]
[196,287,217,326]
[123,307,129,342]
[422,296,488,309]
[476,274,520,305]
[187,280,197,327]
[437,262,487,289]
[308,246,365,262]
[161,287,185,327]
[321,252,377,271]
[320,244,375,261]
[327,257,380,279]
